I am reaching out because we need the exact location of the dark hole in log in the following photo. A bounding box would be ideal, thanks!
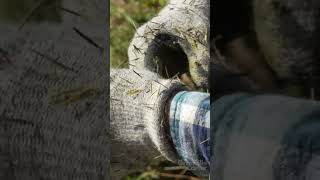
[145,33,189,78]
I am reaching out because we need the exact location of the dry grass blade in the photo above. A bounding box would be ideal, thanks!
[115,59,128,69]
[165,66,170,79]
[132,44,143,54]
[0,116,34,125]
[121,10,138,30]
[129,63,137,68]
[119,76,133,84]
[50,87,100,105]
[164,166,188,171]
[30,48,75,72]
[177,169,189,180]
[130,57,139,61]
[72,27,104,51]
[153,80,167,88]
[132,69,142,78]
[126,89,143,95]
[160,172,202,180]
[59,7,82,17]
[200,138,209,144]
[18,0,46,31]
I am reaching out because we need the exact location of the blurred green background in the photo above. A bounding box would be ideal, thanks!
[110,0,166,68]
[0,0,62,22]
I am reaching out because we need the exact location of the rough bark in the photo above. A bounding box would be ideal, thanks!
[0,1,109,179]
[128,0,210,89]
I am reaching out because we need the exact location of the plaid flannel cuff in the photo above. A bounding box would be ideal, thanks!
[169,91,210,175]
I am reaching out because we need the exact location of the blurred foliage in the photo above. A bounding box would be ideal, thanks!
[124,161,208,180]
[110,0,166,68]
[0,0,62,22]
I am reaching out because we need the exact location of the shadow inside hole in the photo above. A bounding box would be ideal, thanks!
[0,0,62,22]
[145,33,189,78]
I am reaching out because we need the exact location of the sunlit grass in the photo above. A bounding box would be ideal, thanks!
[110,0,166,68]
[124,162,208,180]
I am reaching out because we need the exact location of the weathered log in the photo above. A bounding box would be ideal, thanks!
[0,1,109,179]
[128,0,210,89]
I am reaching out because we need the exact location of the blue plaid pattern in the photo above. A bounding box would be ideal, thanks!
[169,91,210,175]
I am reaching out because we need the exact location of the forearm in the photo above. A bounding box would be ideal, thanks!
[168,91,211,175]
[167,92,320,180]
[210,94,320,180]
